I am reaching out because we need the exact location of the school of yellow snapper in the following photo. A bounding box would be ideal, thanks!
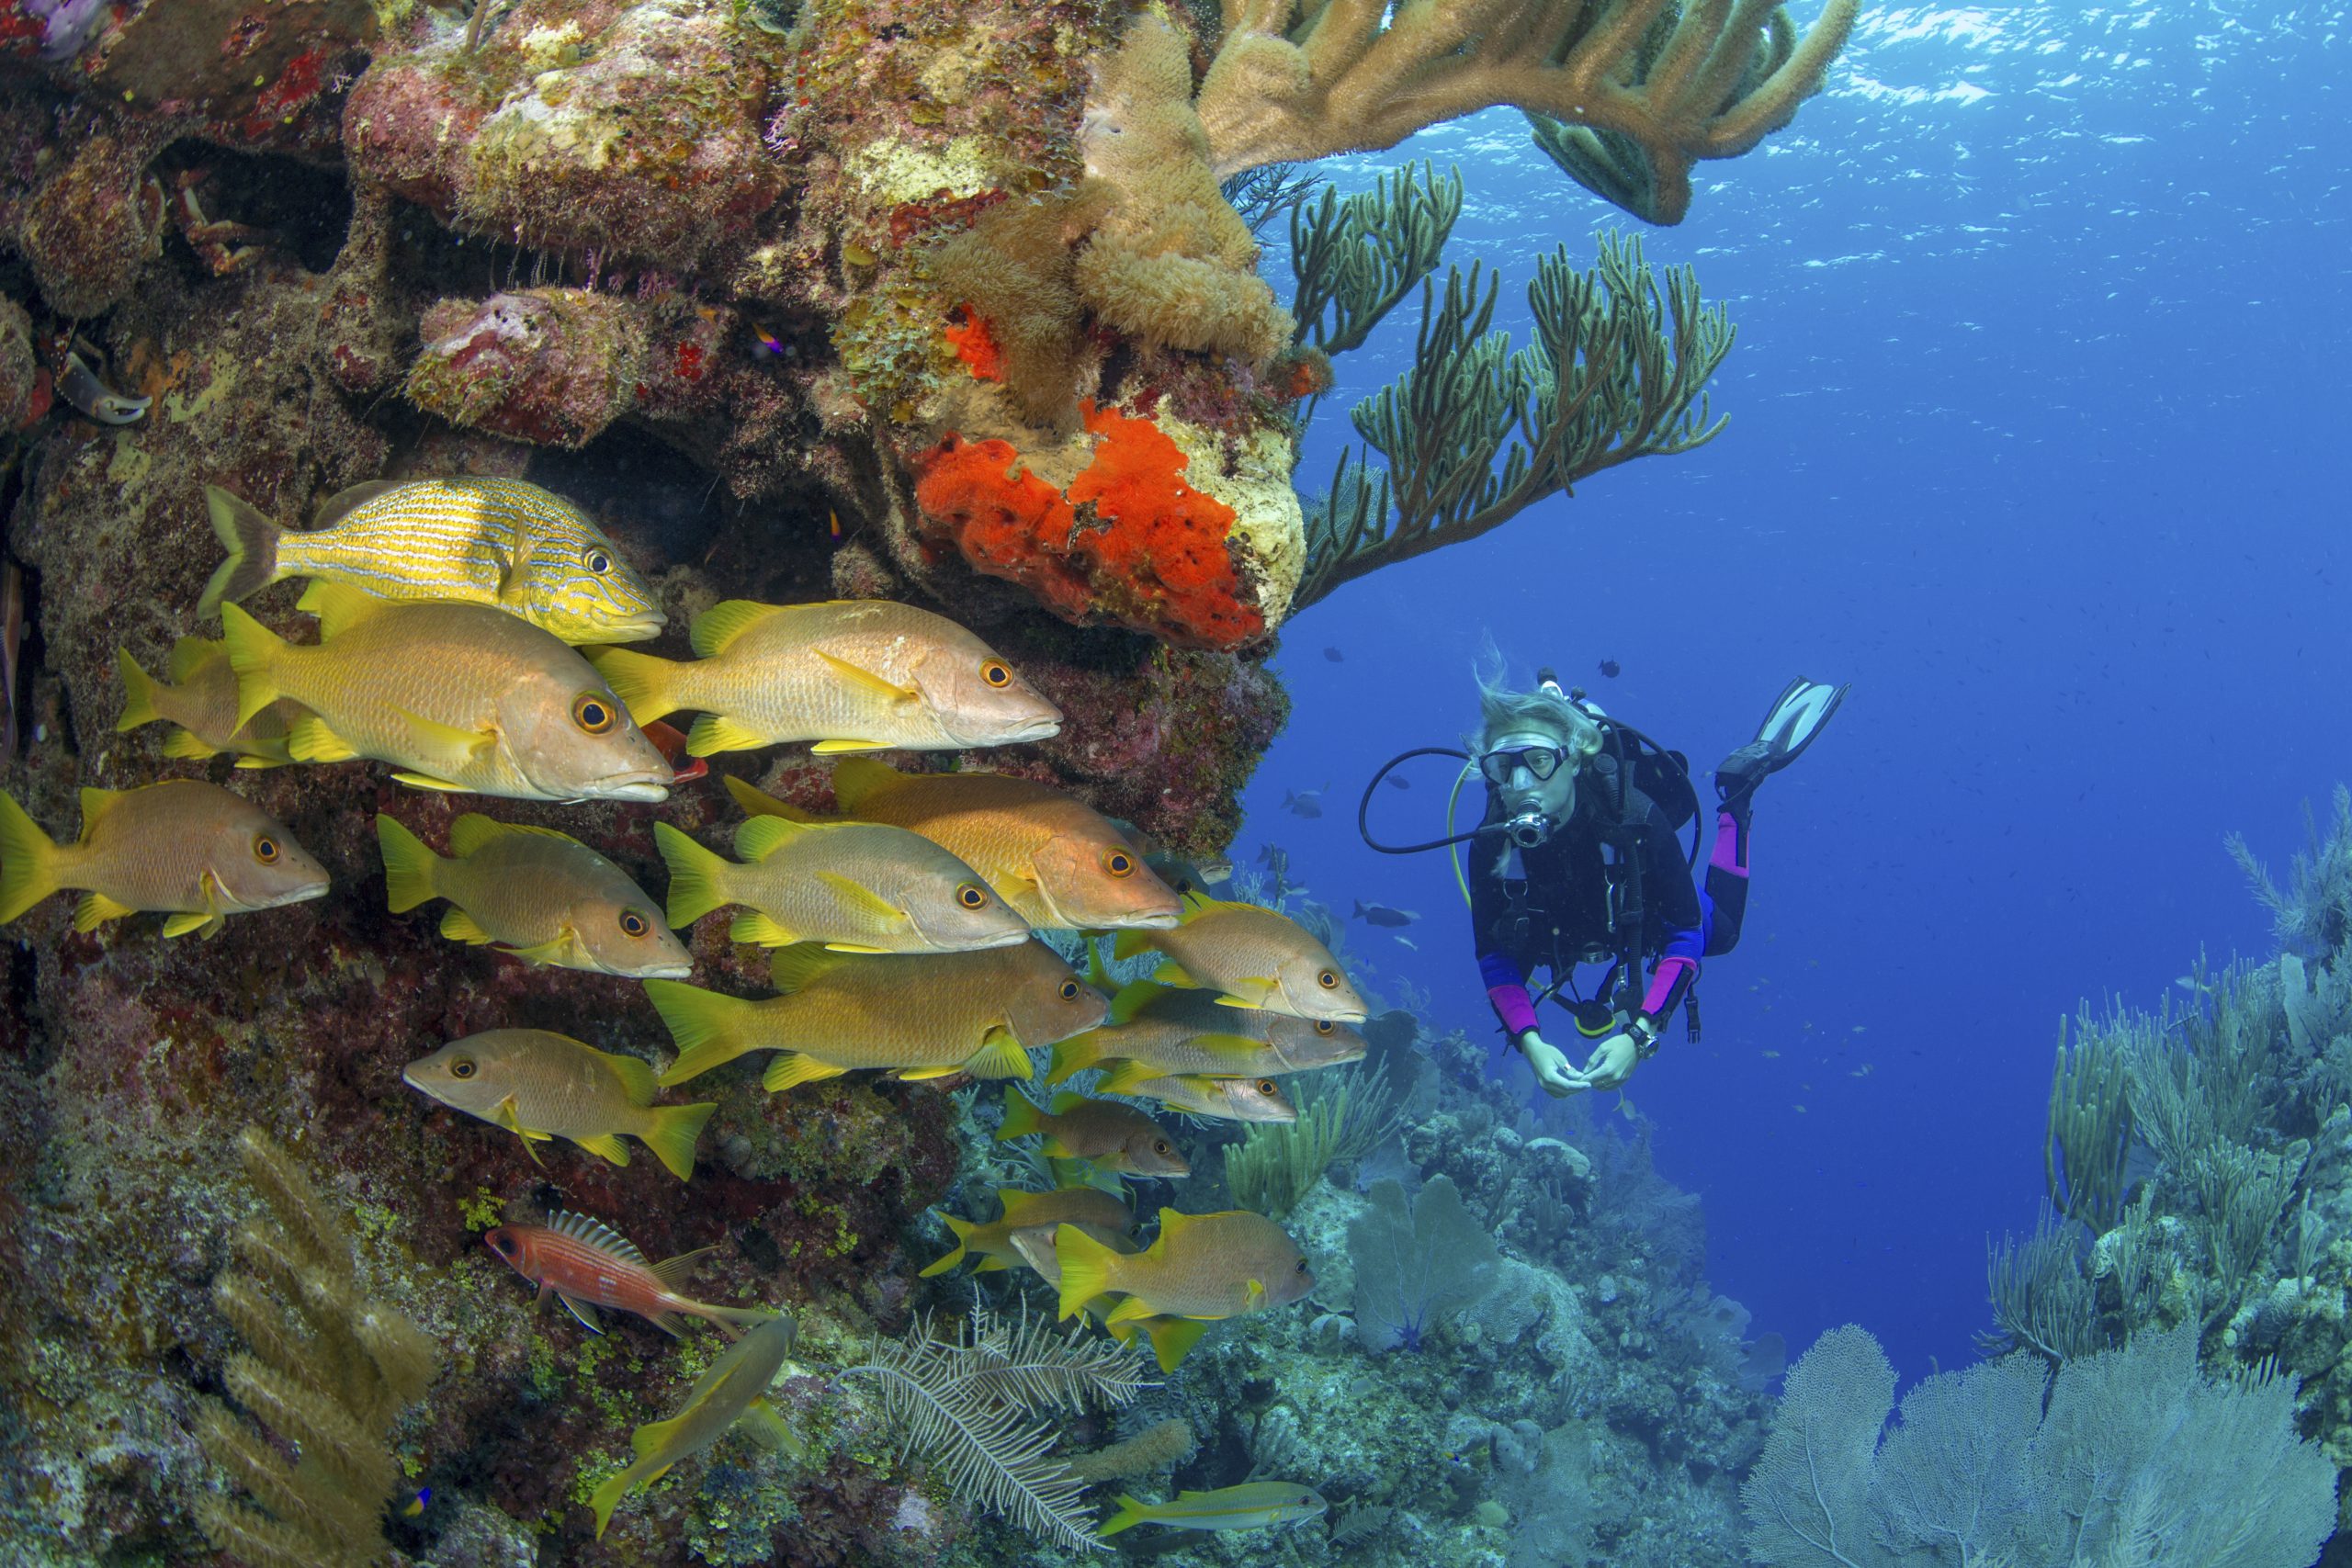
[0,476,1373,1533]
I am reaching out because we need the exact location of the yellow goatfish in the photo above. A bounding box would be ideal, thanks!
[1101,1483,1328,1537]
[588,1311,800,1540]
[588,598,1060,755]
[1047,979,1366,1084]
[645,940,1106,1089]
[377,814,690,976]
[114,639,298,767]
[0,781,327,936]
[1114,895,1368,1022]
[729,761,1181,931]
[920,1186,1134,1278]
[402,1029,715,1180]
[198,479,662,644]
[1056,1209,1314,1325]
[220,584,671,802]
[652,816,1029,953]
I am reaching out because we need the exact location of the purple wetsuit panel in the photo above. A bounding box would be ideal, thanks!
[1480,950,1541,1036]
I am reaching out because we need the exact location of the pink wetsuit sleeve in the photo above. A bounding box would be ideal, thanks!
[1643,954,1698,1017]
[1488,985,1541,1037]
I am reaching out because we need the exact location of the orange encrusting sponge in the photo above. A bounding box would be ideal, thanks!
[911,400,1265,650]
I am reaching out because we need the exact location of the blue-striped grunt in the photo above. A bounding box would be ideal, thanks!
[197,479,662,644]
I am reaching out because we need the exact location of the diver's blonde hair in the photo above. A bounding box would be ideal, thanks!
[1469,638,1604,759]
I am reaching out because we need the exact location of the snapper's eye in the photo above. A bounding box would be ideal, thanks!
[585,547,613,575]
[253,834,280,864]
[1058,979,1081,1002]
[956,883,989,910]
[1315,1020,1335,1035]
[1102,848,1136,878]
[1152,1139,1171,1156]
[450,1058,477,1080]
[1295,1258,1309,1273]
[572,693,616,734]
[1256,1079,1277,1096]
[980,660,1012,688]
[1317,968,1339,989]
[619,909,651,938]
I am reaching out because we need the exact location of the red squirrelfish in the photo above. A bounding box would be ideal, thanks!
[484,1211,774,1339]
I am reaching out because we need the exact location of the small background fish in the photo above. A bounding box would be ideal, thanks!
[403,1029,713,1179]
[0,780,327,936]
[378,813,688,976]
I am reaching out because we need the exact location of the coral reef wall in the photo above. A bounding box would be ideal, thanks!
[0,3,1820,1564]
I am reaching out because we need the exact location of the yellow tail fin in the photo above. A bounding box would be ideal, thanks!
[1053,1224,1121,1320]
[374,815,444,914]
[589,1457,651,1541]
[639,1100,716,1181]
[216,604,288,729]
[996,1089,1046,1142]
[0,791,62,925]
[645,981,757,1085]
[1046,1032,1107,1085]
[652,821,731,929]
[723,774,826,823]
[919,1214,976,1278]
[585,647,683,726]
[114,649,164,732]
[1098,1495,1152,1538]
[197,486,284,618]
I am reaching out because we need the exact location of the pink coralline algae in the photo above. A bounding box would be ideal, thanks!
[409,289,649,451]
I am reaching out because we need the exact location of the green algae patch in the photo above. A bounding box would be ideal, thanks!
[164,352,240,424]
[105,430,151,488]
[844,135,998,209]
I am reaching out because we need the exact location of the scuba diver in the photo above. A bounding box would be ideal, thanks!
[1359,668,1847,1100]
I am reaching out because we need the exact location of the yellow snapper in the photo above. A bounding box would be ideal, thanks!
[0,781,327,937]
[1055,1208,1313,1323]
[114,638,299,767]
[402,1029,715,1180]
[220,584,671,802]
[198,479,662,644]
[377,814,690,977]
[1114,895,1367,1022]
[1101,1483,1328,1537]
[652,815,1029,953]
[645,939,1107,1090]
[729,761,1182,931]
[589,598,1060,756]
[921,1185,1134,1278]
[589,1311,801,1540]
[994,1089,1190,1177]
[1090,1064,1295,1123]
[1047,978,1366,1084]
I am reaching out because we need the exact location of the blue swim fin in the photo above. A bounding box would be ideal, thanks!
[1716,678,1848,810]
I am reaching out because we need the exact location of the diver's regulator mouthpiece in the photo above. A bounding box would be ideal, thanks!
[1502,810,1555,850]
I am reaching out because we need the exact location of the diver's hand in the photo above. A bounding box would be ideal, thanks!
[1579,1032,1641,1091]
[1519,1032,1589,1098]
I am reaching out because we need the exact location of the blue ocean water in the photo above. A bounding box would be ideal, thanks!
[1244,2,2350,1385]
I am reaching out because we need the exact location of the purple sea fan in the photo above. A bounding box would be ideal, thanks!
[1348,1175,1501,1353]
